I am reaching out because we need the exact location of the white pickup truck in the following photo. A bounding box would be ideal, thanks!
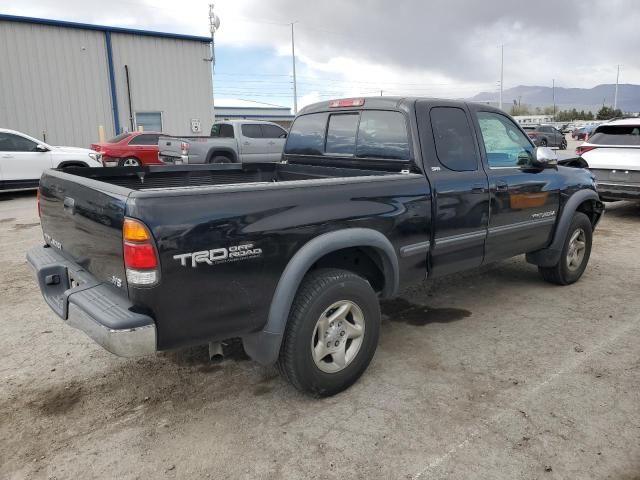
[158,119,288,164]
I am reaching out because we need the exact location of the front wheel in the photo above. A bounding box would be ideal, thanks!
[540,139,548,147]
[560,138,567,150]
[277,268,381,397]
[538,212,592,285]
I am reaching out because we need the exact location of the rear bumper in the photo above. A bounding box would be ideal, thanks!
[159,154,188,165]
[26,245,156,357]
[597,182,640,201]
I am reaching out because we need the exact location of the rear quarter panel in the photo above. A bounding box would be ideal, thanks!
[127,176,431,350]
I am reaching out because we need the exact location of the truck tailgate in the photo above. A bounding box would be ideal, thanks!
[38,169,130,291]
[158,136,183,158]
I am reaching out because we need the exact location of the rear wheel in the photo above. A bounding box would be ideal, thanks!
[211,155,233,164]
[119,157,140,167]
[538,212,592,285]
[540,139,548,147]
[277,268,381,397]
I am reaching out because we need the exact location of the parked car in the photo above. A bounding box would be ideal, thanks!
[572,126,594,140]
[90,131,163,167]
[0,128,102,192]
[522,125,567,149]
[28,98,603,396]
[158,120,288,164]
[576,118,640,201]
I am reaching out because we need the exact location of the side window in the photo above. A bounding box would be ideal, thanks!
[284,113,328,156]
[241,124,263,139]
[476,112,534,168]
[325,114,359,155]
[430,107,477,171]
[261,124,287,139]
[356,111,409,160]
[211,124,234,138]
[129,134,158,145]
[0,132,37,152]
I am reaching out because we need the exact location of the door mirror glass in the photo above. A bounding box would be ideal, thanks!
[35,144,49,152]
[531,146,558,169]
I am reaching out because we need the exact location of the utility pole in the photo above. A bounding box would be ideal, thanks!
[499,44,504,110]
[380,90,383,96]
[291,23,298,114]
[552,79,556,120]
[208,4,220,120]
[614,64,620,110]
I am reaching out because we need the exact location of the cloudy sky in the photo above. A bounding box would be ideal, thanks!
[3,0,638,109]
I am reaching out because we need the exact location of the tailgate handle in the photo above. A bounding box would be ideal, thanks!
[63,196,75,214]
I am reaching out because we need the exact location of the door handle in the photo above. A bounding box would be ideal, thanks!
[495,181,509,192]
[471,184,487,194]
[268,141,276,145]
[243,141,250,146]
[1,154,12,158]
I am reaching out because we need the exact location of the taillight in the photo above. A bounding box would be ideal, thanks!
[328,98,365,108]
[180,142,189,155]
[123,218,159,286]
[36,189,41,217]
[576,145,596,156]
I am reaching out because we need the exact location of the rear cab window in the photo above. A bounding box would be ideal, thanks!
[284,110,410,161]
[211,123,235,138]
[589,124,640,146]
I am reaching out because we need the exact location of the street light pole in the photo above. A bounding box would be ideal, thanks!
[499,44,504,110]
[614,64,620,110]
[291,23,298,114]
[552,78,556,120]
[209,4,220,120]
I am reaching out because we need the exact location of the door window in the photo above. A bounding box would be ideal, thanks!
[0,132,37,152]
[135,112,163,132]
[261,124,287,139]
[430,107,477,171]
[476,112,534,168]
[326,114,359,155]
[241,124,264,139]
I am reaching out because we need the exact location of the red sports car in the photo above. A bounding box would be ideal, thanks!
[91,131,163,167]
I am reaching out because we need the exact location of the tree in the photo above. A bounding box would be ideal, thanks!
[596,106,623,120]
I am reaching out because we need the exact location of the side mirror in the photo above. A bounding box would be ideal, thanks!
[531,147,558,169]
[35,144,49,152]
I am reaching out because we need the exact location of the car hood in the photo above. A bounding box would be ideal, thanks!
[52,145,95,155]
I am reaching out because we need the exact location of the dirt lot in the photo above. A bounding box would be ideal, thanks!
[1,189,639,480]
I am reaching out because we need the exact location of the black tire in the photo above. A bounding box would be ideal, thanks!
[560,139,567,150]
[277,268,381,397]
[540,139,548,147]
[119,157,140,167]
[211,155,233,164]
[538,212,592,285]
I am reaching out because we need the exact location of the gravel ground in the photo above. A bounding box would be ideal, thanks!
[1,189,639,480]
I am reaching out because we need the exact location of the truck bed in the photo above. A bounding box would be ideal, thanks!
[61,162,390,191]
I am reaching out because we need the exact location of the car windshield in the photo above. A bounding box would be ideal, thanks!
[589,124,640,146]
[107,133,131,143]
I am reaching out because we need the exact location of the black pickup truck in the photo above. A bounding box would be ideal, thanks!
[28,98,603,396]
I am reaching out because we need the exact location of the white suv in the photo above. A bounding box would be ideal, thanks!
[577,118,640,201]
[0,129,102,192]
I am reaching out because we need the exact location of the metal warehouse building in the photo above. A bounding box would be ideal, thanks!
[0,14,214,147]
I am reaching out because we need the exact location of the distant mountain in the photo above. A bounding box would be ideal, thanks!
[469,84,640,113]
